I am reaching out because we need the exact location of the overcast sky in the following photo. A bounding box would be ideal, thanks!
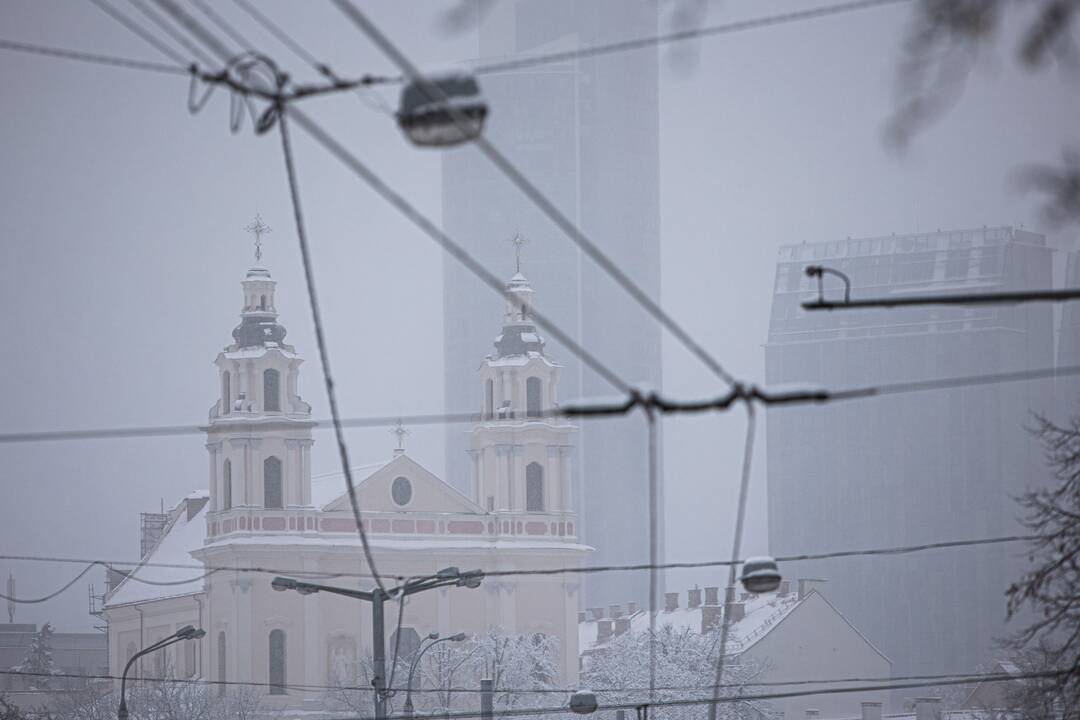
[1,0,1077,632]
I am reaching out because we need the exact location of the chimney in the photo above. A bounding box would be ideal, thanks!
[805,710,819,720]
[724,585,744,623]
[614,617,631,636]
[627,601,638,615]
[597,619,613,644]
[704,586,720,605]
[797,578,827,600]
[688,588,702,609]
[777,580,790,597]
[577,611,587,624]
[914,697,942,720]
[609,604,622,618]
[701,605,722,633]
[664,592,679,612]
[589,607,605,621]
[860,702,883,720]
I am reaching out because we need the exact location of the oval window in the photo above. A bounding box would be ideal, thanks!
[391,476,412,507]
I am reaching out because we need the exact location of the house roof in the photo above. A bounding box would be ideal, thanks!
[579,589,803,655]
[104,494,209,608]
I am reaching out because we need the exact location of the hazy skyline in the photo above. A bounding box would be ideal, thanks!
[2,0,1078,634]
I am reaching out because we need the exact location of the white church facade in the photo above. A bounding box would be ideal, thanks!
[102,255,590,706]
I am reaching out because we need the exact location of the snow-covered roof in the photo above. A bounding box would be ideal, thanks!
[579,589,803,656]
[104,494,210,608]
[200,534,590,553]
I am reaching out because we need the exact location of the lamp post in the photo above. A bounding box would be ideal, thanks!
[402,632,467,718]
[117,625,205,720]
[272,568,483,720]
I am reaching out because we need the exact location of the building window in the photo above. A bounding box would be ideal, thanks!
[269,630,286,694]
[260,294,267,310]
[223,460,232,510]
[526,462,544,512]
[217,632,226,696]
[264,457,283,509]
[222,372,231,415]
[526,377,542,418]
[263,369,281,412]
[485,379,494,420]
[391,476,412,507]
[389,627,421,661]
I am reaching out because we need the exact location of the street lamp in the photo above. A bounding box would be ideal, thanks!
[271,567,483,720]
[117,625,206,720]
[402,632,468,718]
[739,556,782,594]
[396,71,488,148]
[569,690,598,715]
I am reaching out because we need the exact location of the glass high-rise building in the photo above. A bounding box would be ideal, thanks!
[765,227,1056,677]
[442,0,662,608]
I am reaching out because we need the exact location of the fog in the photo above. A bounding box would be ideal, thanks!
[1,1,1077,711]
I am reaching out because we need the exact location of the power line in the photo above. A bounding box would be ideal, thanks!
[330,0,737,390]
[191,0,256,53]
[0,37,187,75]
[285,105,633,395]
[88,0,187,66]
[127,0,217,68]
[0,667,1054,701]
[0,534,1037,602]
[708,403,756,720]
[4,363,1078,444]
[0,561,216,604]
[278,95,389,594]
[469,0,911,75]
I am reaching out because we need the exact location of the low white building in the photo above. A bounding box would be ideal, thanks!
[103,255,590,708]
[579,580,892,719]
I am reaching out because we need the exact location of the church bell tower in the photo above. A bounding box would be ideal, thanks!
[204,218,315,532]
[467,243,576,517]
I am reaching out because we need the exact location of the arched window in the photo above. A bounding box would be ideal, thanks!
[526,377,542,418]
[268,629,286,694]
[389,627,421,661]
[264,457,283,509]
[217,632,226,696]
[222,460,232,510]
[485,379,494,420]
[263,369,281,412]
[222,372,231,415]
[526,462,544,512]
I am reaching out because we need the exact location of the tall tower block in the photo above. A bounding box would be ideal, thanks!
[442,0,662,609]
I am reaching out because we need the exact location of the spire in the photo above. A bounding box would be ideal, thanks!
[492,238,544,358]
[231,218,289,349]
[391,419,410,457]
[246,213,271,265]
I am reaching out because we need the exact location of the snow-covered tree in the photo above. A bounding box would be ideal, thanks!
[12,623,60,690]
[1006,411,1080,712]
[583,625,771,720]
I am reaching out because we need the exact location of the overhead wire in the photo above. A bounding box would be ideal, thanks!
[231,0,397,115]
[468,0,911,75]
[127,0,217,68]
[330,0,737,390]
[0,37,187,75]
[88,0,188,65]
[277,87,388,593]
[0,667,1060,702]
[3,363,1078,445]
[0,534,1037,604]
[190,0,256,53]
[707,402,756,720]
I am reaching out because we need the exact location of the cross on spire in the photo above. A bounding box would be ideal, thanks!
[391,419,410,452]
[246,214,272,263]
[508,232,527,274]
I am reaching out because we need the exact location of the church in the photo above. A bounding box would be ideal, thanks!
[102,247,590,707]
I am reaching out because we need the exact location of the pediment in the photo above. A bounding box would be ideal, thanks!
[323,454,485,515]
